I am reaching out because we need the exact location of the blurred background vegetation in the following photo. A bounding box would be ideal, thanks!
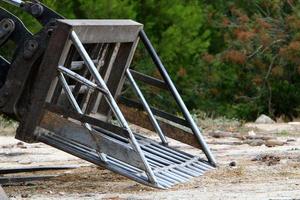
[1,0,300,121]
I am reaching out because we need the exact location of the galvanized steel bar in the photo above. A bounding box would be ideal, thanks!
[58,65,108,95]
[126,69,168,144]
[139,30,216,166]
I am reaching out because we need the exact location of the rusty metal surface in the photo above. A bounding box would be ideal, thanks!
[120,105,201,148]
[15,22,71,143]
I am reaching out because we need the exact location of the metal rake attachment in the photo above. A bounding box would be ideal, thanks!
[0,18,216,188]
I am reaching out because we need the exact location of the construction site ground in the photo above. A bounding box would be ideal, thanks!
[1,120,300,200]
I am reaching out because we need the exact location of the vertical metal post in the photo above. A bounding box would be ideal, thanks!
[139,30,216,166]
[70,31,158,184]
[126,69,168,145]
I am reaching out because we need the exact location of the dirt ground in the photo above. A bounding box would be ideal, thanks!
[1,122,300,200]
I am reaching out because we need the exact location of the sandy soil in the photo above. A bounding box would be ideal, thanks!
[1,123,300,200]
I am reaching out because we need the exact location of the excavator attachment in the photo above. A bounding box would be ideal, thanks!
[0,0,216,189]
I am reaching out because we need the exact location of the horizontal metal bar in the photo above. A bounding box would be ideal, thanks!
[130,69,168,90]
[0,166,77,175]
[119,97,189,127]
[58,65,108,95]
[71,60,98,71]
[0,175,58,185]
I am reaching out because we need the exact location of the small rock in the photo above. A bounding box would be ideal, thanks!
[229,161,237,167]
[255,114,275,124]
[16,142,24,146]
[288,122,300,125]
[21,194,30,198]
[209,131,230,138]
[265,139,285,147]
[248,130,256,137]
[252,154,281,166]
[18,160,32,165]
[287,139,296,142]
[245,139,264,146]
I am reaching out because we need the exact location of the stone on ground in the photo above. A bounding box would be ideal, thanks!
[255,114,275,124]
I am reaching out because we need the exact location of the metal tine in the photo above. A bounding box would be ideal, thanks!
[150,143,193,160]
[145,144,186,162]
[192,162,212,171]
[143,151,175,165]
[155,173,176,185]
[141,146,174,165]
[155,173,178,185]
[172,167,196,178]
[148,163,157,169]
[108,160,138,174]
[147,159,165,168]
[191,164,208,173]
[142,146,182,164]
[165,170,189,182]
[108,156,144,174]
[185,165,205,175]
[169,169,193,179]
[194,161,215,170]
[186,163,205,173]
[155,177,172,189]
[159,171,183,183]
[110,162,146,180]
[147,160,159,169]
[180,166,201,176]
[155,175,175,187]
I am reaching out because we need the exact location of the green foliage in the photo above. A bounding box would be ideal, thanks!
[196,0,300,120]
[0,0,299,121]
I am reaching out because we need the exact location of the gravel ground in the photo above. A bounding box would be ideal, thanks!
[1,123,300,200]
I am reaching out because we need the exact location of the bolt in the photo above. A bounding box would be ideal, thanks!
[30,4,44,17]
[23,40,39,59]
